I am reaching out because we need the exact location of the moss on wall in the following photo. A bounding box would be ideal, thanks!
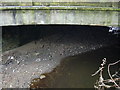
[1,2,119,8]
[1,6,120,11]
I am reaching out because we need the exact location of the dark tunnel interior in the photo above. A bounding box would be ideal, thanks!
[2,25,111,44]
[2,25,120,52]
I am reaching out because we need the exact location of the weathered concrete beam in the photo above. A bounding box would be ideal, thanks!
[0,7,119,26]
[1,6,120,10]
[0,0,119,2]
[0,2,119,8]
[0,2,119,26]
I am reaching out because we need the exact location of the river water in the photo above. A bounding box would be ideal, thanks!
[30,44,120,88]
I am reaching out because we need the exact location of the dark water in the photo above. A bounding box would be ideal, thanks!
[30,44,120,88]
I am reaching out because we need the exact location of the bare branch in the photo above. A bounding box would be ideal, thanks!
[92,58,120,89]
[108,60,120,88]
[92,58,106,77]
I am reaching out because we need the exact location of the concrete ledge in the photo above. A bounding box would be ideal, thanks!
[0,0,119,2]
[0,6,120,11]
[0,2,119,8]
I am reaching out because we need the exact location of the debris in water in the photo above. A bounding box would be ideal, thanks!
[40,74,46,79]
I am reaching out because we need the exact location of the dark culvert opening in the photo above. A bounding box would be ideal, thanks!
[2,25,119,52]
[2,25,120,88]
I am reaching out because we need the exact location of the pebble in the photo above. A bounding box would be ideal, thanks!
[33,80,37,82]
[47,64,50,66]
[35,58,41,62]
[49,55,52,58]
[43,58,47,61]
[25,71,28,73]
[17,70,19,73]
[35,53,39,56]
[31,83,34,86]
[10,84,12,88]
[5,68,7,70]
[8,56,14,60]
[16,60,20,64]
[13,69,15,72]
[80,46,84,48]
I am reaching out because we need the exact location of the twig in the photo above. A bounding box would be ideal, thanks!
[103,78,120,83]
[92,67,104,76]
[92,58,120,89]
[108,60,120,88]
[92,58,106,77]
